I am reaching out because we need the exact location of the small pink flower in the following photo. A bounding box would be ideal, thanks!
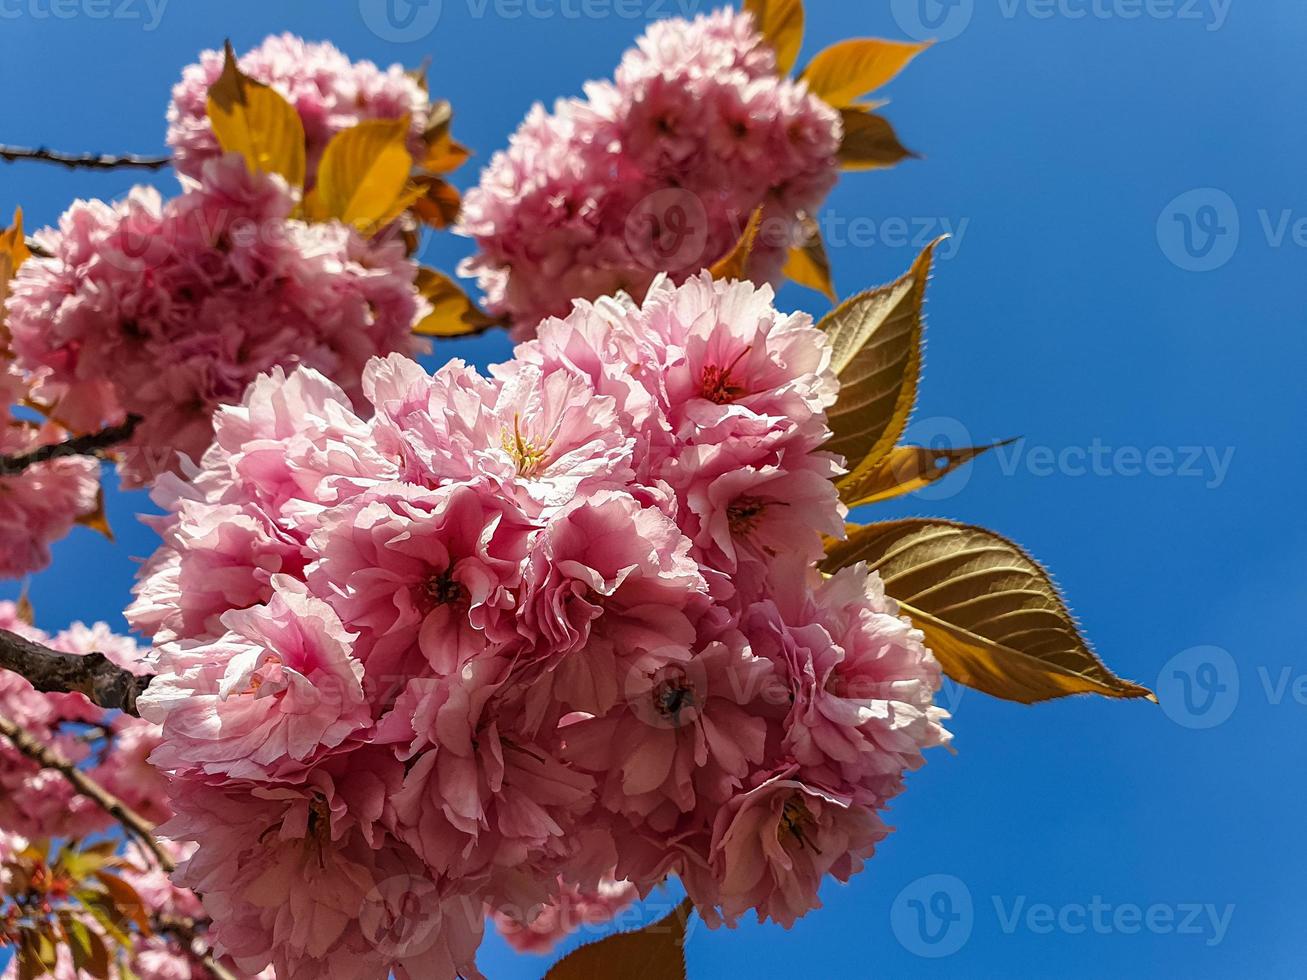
[564,629,773,828]
[140,577,371,781]
[519,491,707,714]
[745,561,950,804]
[710,769,888,927]
[307,482,532,683]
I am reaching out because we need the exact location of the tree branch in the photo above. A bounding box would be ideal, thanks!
[0,415,142,476]
[0,628,151,716]
[0,145,171,172]
[154,915,239,980]
[0,712,173,872]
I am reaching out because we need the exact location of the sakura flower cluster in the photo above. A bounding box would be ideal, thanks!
[0,368,100,578]
[458,8,842,335]
[130,273,948,979]
[5,155,425,488]
[167,33,434,187]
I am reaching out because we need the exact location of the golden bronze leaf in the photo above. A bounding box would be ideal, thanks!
[823,519,1157,703]
[837,108,917,171]
[206,41,306,189]
[821,241,937,498]
[310,117,414,232]
[412,268,501,337]
[544,899,693,980]
[744,0,805,75]
[800,38,930,109]
[708,208,763,282]
[840,439,1015,507]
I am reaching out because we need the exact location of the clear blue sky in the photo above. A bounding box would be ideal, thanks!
[2,2,1303,977]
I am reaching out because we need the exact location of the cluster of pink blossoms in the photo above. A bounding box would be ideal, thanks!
[0,603,253,979]
[0,368,100,578]
[129,272,949,979]
[0,602,167,842]
[167,33,433,187]
[458,8,842,335]
[5,156,425,488]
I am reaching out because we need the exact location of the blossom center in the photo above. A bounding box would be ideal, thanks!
[652,678,697,724]
[502,413,553,478]
[727,496,768,535]
[699,347,751,404]
[424,569,468,607]
[778,793,821,853]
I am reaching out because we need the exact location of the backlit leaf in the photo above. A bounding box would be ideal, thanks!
[413,176,462,229]
[708,208,763,282]
[16,583,34,625]
[545,899,693,980]
[823,519,1158,703]
[206,41,306,189]
[781,212,835,300]
[821,241,937,498]
[62,916,110,980]
[412,268,501,337]
[1,208,33,334]
[837,108,917,170]
[801,38,930,108]
[93,871,151,934]
[744,0,804,75]
[310,117,414,232]
[841,440,1016,507]
[75,487,113,542]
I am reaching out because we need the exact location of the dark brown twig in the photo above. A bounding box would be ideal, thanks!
[0,145,171,172]
[0,415,141,476]
[0,712,172,872]
[0,627,151,716]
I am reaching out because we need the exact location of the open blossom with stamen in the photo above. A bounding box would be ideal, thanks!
[132,273,948,978]
[458,8,842,335]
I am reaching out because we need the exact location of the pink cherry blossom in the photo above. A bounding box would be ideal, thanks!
[5,156,424,488]
[459,9,841,335]
[709,768,889,927]
[139,577,371,781]
[124,267,949,976]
